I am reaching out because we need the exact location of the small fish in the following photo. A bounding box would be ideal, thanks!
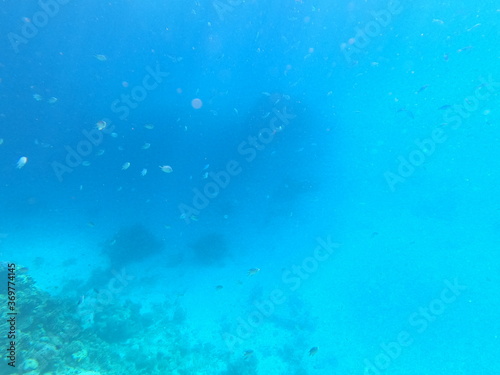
[16,156,28,169]
[159,165,173,173]
[309,347,319,356]
[438,104,452,110]
[96,120,107,130]
[247,268,260,276]
[142,143,151,150]
[243,350,254,358]
[397,108,414,119]
[33,94,43,101]
[121,162,131,170]
[47,96,58,104]
[77,295,85,305]
[141,168,148,176]
[466,23,481,32]
[34,139,52,148]
[416,84,429,94]
[457,46,473,53]
[94,54,107,61]
[166,55,183,63]
[215,285,224,290]
[144,124,155,130]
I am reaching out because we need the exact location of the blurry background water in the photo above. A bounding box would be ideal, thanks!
[0,0,499,374]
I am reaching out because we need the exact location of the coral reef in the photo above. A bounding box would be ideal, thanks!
[0,266,252,375]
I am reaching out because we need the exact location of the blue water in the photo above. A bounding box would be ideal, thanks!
[1,0,499,374]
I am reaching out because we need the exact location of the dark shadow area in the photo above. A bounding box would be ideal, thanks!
[102,223,164,268]
[263,175,319,222]
[188,233,229,266]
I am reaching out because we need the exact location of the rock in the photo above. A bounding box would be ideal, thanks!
[22,358,39,370]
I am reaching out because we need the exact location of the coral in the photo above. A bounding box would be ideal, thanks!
[71,348,88,363]
[22,358,39,370]
[0,264,253,375]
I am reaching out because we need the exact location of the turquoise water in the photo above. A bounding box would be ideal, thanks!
[0,0,499,374]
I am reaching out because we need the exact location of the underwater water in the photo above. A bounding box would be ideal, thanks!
[0,0,499,374]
